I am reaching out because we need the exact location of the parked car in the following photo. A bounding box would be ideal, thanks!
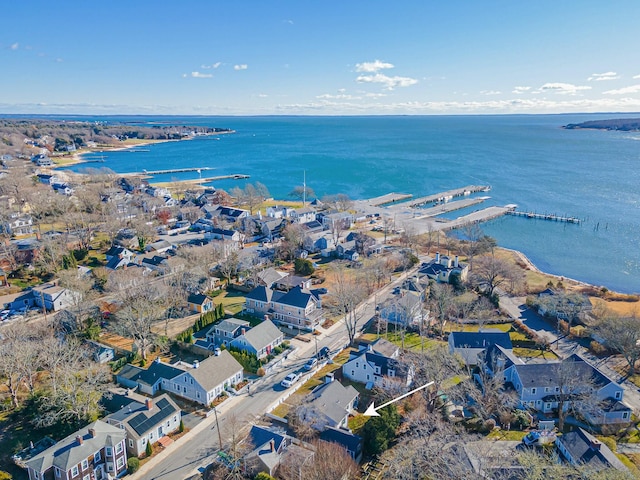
[303,358,318,371]
[317,346,330,359]
[281,373,300,388]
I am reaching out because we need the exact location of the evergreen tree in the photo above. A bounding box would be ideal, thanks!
[145,440,153,457]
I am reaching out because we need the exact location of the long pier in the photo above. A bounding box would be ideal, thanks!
[141,167,214,175]
[406,185,491,207]
[412,196,489,219]
[436,206,515,231]
[365,192,413,206]
[506,210,581,224]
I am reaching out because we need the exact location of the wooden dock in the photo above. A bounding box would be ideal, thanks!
[406,185,490,207]
[506,210,581,224]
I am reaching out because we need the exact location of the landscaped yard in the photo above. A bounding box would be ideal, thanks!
[215,290,246,315]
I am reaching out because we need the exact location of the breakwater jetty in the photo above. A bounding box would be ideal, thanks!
[506,210,581,224]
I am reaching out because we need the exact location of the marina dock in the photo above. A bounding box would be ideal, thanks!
[506,210,581,224]
[438,205,515,231]
[412,196,489,218]
[406,185,490,207]
[365,192,413,206]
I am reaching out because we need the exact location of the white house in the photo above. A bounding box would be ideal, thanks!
[163,350,244,406]
[419,252,469,284]
[31,283,80,312]
[342,342,413,388]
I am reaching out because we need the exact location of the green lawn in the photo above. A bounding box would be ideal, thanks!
[486,429,527,441]
[216,290,246,315]
[512,347,558,360]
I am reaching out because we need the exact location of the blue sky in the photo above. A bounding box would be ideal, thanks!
[2,1,640,115]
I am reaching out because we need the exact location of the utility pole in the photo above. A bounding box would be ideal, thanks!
[213,406,223,452]
[303,170,306,207]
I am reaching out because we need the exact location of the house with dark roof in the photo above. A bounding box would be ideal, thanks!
[204,227,242,243]
[106,394,181,457]
[24,420,127,480]
[319,427,363,463]
[164,350,243,406]
[187,293,214,314]
[206,318,251,347]
[115,360,184,396]
[378,292,423,327]
[448,329,513,366]
[297,373,359,431]
[229,319,284,359]
[419,252,469,284]
[243,425,290,478]
[248,267,288,289]
[86,340,115,364]
[244,285,323,332]
[273,274,313,292]
[204,205,250,222]
[503,354,632,426]
[556,427,628,472]
[342,342,413,388]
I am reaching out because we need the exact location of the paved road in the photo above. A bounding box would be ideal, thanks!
[134,263,414,480]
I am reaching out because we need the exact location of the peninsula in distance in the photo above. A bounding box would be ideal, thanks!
[563,118,640,131]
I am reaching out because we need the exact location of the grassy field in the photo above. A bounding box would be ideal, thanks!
[215,290,246,315]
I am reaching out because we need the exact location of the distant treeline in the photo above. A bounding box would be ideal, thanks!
[563,118,640,131]
[0,118,232,156]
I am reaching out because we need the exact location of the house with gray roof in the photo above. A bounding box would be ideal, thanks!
[448,329,513,366]
[206,317,251,347]
[419,252,469,284]
[106,394,181,457]
[244,285,323,332]
[243,425,290,478]
[163,350,243,406]
[250,267,288,288]
[342,342,413,388]
[115,360,184,396]
[104,246,135,270]
[187,293,214,314]
[320,427,363,463]
[378,292,423,327]
[297,373,359,431]
[556,427,628,472]
[24,420,127,480]
[229,319,284,359]
[503,354,632,426]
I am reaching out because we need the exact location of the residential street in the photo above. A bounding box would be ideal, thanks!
[133,265,409,480]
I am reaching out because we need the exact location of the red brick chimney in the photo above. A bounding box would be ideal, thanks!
[269,439,275,452]
[146,399,153,410]
[88,428,96,438]
[76,435,83,445]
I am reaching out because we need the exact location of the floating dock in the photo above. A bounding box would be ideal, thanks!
[438,205,515,231]
[506,210,581,224]
[413,196,489,219]
[406,185,490,207]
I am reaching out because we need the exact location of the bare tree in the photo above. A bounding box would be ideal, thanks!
[595,315,640,376]
[230,182,270,214]
[115,285,165,360]
[326,265,367,345]
[321,193,352,212]
[218,250,240,285]
[471,254,523,297]
[289,185,316,203]
[428,283,455,337]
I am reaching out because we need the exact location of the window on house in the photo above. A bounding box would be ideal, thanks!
[34,472,39,480]
[94,451,101,463]
[105,446,112,456]
[115,442,123,454]
[72,466,79,477]
[355,362,359,368]
[55,467,61,478]
[129,439,133,447]
[83,475,90,480]
[545,387,550,393]
[351,370,354,376]
[615,391,622,399]
[116,457,125,469]
[531,388,536,395]
[107,464,114,472]
[623,412,629,419]
[545,403,551,410]
[555,387,560,392]
[82,459,88,470]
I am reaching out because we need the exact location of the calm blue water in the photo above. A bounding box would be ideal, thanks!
[57,114,640,293]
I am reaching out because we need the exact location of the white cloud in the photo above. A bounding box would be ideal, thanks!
[356,73,418,90]
[512,86,531,94]
[633,74,640,79]
[481,90,501,96]
[190,71,212,78]
[355,60,394,73]
[201,62,222,69]
[316,93,360,100]
[538,82,591,95]
[588,72,619,81]
[55,58,63,63]
[10,43,19,50]
[603,84,640,95]
[234,64,248,71]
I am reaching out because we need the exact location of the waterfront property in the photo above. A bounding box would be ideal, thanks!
[419,253,469,284]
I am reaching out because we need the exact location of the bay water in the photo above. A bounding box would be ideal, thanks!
[61,114,640,294]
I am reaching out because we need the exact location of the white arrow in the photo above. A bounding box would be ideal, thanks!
[363,381,434,416]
